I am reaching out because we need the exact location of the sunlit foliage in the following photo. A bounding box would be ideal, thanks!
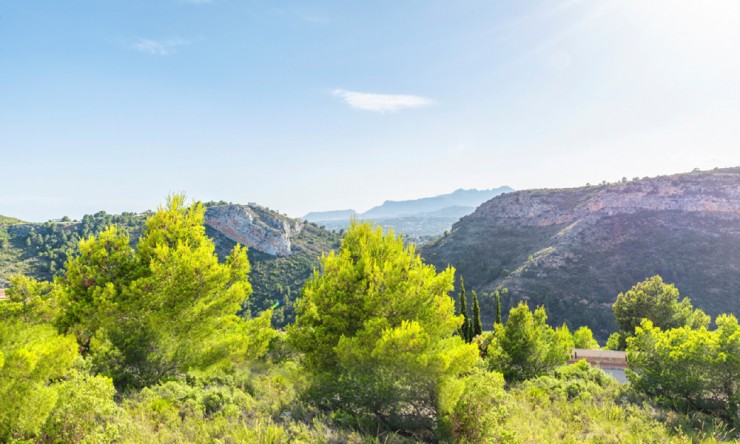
[290,221,478,438]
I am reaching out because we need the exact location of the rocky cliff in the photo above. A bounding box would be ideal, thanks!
[205,204,304,257]
[421,168,740,340]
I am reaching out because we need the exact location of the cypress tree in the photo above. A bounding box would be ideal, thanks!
[495,290,502,325]
[458,276,471,342]
[471,290,483,337]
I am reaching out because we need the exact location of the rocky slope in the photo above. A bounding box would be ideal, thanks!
[421,168,740,340]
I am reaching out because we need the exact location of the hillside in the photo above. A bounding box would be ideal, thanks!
[421,168,740,340]
[204,204,340,324]
[0,204,339,327]
[305,186,514,238]
[0,215,24,224]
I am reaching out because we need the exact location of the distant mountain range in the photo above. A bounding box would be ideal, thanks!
[420,168,740,340]
[303,209,356,222]
[304,187,514,238]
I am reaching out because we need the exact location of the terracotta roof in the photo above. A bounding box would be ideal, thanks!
[0,288,6,300]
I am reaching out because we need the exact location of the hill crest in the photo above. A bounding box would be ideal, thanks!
[421,168,740,339]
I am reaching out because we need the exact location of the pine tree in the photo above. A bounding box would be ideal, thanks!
[458,276,471,342]
[56,195,274,390]
[289,221,478,432]
[487,303,572,382]
[495,290,502,325]
[471,290,482,337]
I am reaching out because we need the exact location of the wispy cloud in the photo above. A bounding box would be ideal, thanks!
[332,89,435,112]
[133,38,190,55]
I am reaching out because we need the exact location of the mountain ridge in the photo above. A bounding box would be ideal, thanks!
[302,209,357,222]
[304,186,514,237]
[361,187,514,219]
[303,187,514,221]
[420,168,740,340]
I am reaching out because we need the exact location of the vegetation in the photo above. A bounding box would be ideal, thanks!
[501,362,700,443]
[627,316,739,426]
[0,212,146,288]
[495,289,504,325]
[471,290,483,338]
[55,196,275,390]
[211,220,340,326]
[612,275,710,349]
[0,200,737,442]
[485,302,573,382]
[456,278,484,343]
[420,168,740,341]
[0,215,24,225]
[572,325,600,349]
[289,222,478,439]
[458,276,471,341]
[0,205,339,329]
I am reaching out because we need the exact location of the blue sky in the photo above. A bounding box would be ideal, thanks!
[2,0,740,221]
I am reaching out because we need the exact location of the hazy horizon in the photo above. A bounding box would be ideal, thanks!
[3,1,740,222]
[5,183,519,222]
[4,166,735,223]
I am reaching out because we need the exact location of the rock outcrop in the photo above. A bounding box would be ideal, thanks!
[475,172,740,228]
[205,204,304,257]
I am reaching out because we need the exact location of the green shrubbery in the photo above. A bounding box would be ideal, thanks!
[289,222,479,440]
[0,201,737,443]
[485,302,573,382]
[627,315,739,426]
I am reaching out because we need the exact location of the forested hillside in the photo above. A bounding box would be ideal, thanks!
[0,215,23,224]
[0,203,339,327]
[422,168,740,340]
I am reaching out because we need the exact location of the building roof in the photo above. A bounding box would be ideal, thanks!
[569,348,627,370]
[571,348,626,360]
[0,288,6,300]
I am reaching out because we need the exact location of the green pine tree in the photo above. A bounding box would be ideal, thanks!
[472,290,483,337]
[289,221,478,433]
[495,290,502,325]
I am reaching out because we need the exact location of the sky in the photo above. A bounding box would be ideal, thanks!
[2,0,740,222]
